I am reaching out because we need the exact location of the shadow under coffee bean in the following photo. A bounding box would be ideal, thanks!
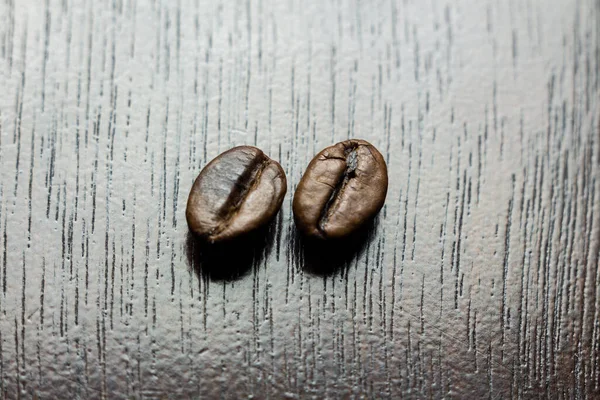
[296,217,378,277]
[185,221,276,282]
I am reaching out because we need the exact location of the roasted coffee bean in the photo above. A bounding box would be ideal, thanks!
[293,139,388,239]
[186,146,287,243]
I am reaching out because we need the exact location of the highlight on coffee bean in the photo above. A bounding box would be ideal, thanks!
[186,146,287,243]
[293,139,388,240]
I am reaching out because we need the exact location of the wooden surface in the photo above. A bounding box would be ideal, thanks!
[0,0,599,398]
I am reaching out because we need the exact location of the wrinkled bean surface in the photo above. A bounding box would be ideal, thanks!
[293,139,388,239]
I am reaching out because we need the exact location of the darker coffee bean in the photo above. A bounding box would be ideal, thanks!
[186,146,287,243]
[293,139,388,240]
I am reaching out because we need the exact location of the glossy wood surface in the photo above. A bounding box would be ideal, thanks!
[0,0,599,398]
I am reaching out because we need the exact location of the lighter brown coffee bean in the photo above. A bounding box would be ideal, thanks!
[293,139,388,240]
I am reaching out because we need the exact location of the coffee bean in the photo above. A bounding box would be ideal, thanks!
[186,146,287,243]
[293,139,388,239]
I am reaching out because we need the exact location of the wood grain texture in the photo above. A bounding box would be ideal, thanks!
[0,0,599,398]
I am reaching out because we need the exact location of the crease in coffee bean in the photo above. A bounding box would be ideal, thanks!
[208,154,271,239]
[317,143,360,234]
